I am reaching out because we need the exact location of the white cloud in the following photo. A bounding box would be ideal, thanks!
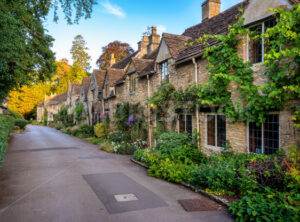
[101,1,126,19]
[157,25,167,34]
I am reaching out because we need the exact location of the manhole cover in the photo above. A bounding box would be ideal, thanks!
[114,194,138,202]
[178,199,224,212]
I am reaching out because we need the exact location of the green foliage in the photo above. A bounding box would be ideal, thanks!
[100,142,114,153]
[7,108,24,120]
[156,131,190,150]
[173,5,300,126]
[14,119,28,130]
[43,108,48,126]
[94,123,105,138]
[0,115,14,165]
[55,105,74,127]
[73,124,93,138]
[229,190,300,222]
[85,137,103,145]
[73,102,86,123]
[55,123,64,130]
[148,158,195,183]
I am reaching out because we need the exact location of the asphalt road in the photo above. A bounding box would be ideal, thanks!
[0,125,233,222]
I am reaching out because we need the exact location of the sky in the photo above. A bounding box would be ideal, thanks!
[45,0,242,70]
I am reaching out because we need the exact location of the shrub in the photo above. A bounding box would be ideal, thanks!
[0,115,14,164]
[228,190,300,222]
[7,108,23,119]
[108,132,131,143]
[100,142,114,153]
[14,119,28,130]
[148,159,194,183]
[73,102,86,123]
[74,124,93,138]
[156,131,189,150]
[94,123,105,138]
[133,149,146,162]
[55,123,64,130]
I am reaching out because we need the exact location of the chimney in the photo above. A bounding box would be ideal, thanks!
[202,0,221,21]
[147,26,161,55]
[137,35,149,57]
[110,53,116,67]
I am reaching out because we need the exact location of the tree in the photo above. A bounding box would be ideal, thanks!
[50,59,72,94]
[70,35,91,83]
[96,41,134,70]
[0,0,96,104]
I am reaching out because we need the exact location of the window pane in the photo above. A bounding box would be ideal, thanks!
[179,115,185,133]
[186,115,192,135]
[207,115,215,146]
[249,122,262,154]
[265,18,278,54]
[264,114,279,155]
[249,25,262,63]
[217,115,226,148]
[161,61,169,82]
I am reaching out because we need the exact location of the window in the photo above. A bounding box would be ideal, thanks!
[161,61,169,82]
[98,91,103,100]
[179,114,192,135]
[105,84,109,98]
[129,73,136,93]
[207,115,226,148]
[248,18,277,64]
[248,114,279,155]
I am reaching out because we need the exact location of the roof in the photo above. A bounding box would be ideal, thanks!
[46,93,67,106]
[82,77,91,97]
[176,1,248,62]
[107,68,125,85]
[162,33,191,58]
[132,58,155,77]
[94,69,106,89]
[71,83,81,95]
[111,51,138,69]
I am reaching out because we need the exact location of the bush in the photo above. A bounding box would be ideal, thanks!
[229,190,300,222]
[100,142,114,153]
[7,108,23,119]
[55,123,64,130]
[156,131,189,150]
[0,115,14,164]
[148,159,194,183]
[108,132,131,143]
[94,123,105,138]
[74,124,93,138]
[14,119,28,130]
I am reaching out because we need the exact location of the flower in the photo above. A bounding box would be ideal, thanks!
[245,169,251,174]
[250,161,256,168]
[136,114,140,118]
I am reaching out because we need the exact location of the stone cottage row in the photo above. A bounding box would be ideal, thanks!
[38,0,300,155]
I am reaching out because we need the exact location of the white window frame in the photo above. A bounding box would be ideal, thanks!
[205,113,226,150]
[247,113,280,154]
[161,60,169,82]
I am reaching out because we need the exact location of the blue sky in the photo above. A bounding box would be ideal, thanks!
[45,0,242,70]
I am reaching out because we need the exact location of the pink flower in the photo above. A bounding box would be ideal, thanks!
[250,161,256,168]
[136,114,140,118]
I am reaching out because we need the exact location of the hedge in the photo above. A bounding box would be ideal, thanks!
[0,115,14,165]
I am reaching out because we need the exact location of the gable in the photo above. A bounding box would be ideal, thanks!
[126,61,136,75]
[243,0,293,25]
[156,39,172,64]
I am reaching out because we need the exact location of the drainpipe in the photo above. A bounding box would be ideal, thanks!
[147,74,152,148]
[192,57,200,147]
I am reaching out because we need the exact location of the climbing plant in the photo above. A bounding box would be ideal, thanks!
[73,102,86,123]
[174,5,300,126]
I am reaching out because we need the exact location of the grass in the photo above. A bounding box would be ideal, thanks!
[85,137,103,145]
[100,142,114,153]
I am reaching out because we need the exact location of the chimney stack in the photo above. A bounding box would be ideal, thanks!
[147,26,161,55]
[110,53,116,67]
[202,0,221,21]
[137,35,149,57]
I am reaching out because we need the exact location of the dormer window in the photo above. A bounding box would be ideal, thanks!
[129,73,136,94]
[161,61,169,83]
[248,17,277,64]
[105,84,109,98]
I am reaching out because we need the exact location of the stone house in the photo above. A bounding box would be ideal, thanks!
[87,69,106,125]
[99,0,299,154]
[37,93,67,122]
[79,76,91,124]
[67,82,81,114]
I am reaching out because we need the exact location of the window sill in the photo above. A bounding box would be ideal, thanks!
[205,145,223,151]
[129,91,136,95]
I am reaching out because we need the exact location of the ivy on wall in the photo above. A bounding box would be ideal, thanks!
[148,5,299,127]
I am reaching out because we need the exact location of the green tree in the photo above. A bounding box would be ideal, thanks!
[0,0,96,103]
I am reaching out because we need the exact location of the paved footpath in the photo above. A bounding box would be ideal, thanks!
[0,125,233,222]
